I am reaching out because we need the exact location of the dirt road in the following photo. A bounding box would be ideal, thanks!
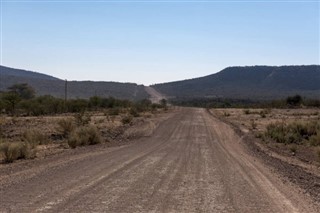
[0,108,317,212]
[144,86,166,104]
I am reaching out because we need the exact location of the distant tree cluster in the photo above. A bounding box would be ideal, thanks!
[286,95,302,106]
[0,83,167,116]
[170,95,320,109]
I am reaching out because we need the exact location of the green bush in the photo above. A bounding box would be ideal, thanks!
[66,99,88,113]
[265,121,320,145]
[68,125,102,148]
[19,95,65,116]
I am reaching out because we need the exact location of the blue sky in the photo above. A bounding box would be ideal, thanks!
[1,0,319,85]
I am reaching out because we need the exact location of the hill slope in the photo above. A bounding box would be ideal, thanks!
[152,65,320,100]
[0,66,149,100]
[0,65,60,81]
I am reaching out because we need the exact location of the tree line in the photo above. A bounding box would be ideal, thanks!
[0,83,167,116]
[170,95,320,109]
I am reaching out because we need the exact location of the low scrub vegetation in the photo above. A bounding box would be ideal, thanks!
[121,115,133,125]
[265,121,320,145]
[0,84,169,163]
[0,141,35,163]
[317,148,320,162]
[23,129,49,147]
[74,112,91,126]
[0,84,167,116]
[56,118,75,138]
[68,125,102,148]
[171,95,320,109]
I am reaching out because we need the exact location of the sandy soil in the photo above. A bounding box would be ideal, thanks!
[0,108,318,212]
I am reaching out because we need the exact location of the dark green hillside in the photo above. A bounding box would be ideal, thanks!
[152,65,320,100]
[0,66,149,100]
[0,65,59,80]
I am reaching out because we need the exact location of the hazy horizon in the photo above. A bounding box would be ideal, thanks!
[1,0,319,85]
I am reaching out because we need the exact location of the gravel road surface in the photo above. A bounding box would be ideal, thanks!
[0,108,317,212]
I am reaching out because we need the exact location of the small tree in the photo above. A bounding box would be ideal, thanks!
[286,95,302,107]
[8,83,35,100]
[89,96,102,109]
[2,92,21,113]
[160,99,168,109]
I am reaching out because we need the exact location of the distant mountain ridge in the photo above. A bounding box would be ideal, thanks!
[1,65,319,101]
[152,65,320,100]
[0,66,60,81]
[0,65,149,100]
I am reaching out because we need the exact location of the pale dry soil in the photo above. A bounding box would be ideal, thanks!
[0,108,318,212]
[144,86,167,104]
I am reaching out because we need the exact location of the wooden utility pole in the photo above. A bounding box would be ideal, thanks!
[64,79,68,111]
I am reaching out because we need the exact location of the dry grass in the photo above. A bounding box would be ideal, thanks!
[0,109,166,163]
[74,112,91,126]
[121,115,133,125]
[265,121,320,145]
[317,148,320,162]
[0,141,36,163]
[56,118,75,138]
[68,125,102,148]
[23,129,49,147]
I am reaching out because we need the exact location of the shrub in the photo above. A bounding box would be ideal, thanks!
[289,145,297,154]
[317,148,320,162]
[130,107,140,117]
[243,109,250,115]
[0,142,35,163]
[160,99,167,109]
[265,121,320,145]
[23,129,48,147]
[309,132,320,146]
[17,95,65,116]
[108,108,120,116]
[255,132,264,139]
[251,119,257,129]
[286,95,302,107]
[223,111,230,117]
[121,115,133,125]
[265,122,286,143]
[67,99,88,113]
[68,125,102,148]
[260,110,267,118]
[74,112,91,126]
[0,117,5,138]
[56,118,75,138]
